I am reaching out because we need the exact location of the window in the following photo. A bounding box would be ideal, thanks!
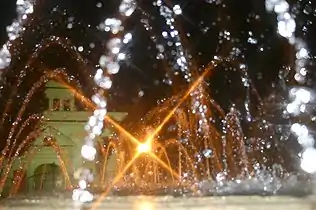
[63,98,71,111]
[53,98,61,111]
[40,96,49,111]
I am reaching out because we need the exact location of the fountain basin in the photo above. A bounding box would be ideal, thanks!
[1,196,315,210]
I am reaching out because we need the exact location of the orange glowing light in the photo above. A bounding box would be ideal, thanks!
[52,66,213,210]
[137,142,151,154]
[134,200,155,210]
[145,67,211,142]
[90,154,140,210]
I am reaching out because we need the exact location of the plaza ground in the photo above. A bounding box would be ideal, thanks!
[1,195,315,210]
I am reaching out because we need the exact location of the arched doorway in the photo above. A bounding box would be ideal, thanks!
[33,163,64,191]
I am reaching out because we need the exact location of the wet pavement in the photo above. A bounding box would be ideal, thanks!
[1,195,315,210]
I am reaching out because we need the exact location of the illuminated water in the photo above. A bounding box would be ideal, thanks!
[0,0,316,208]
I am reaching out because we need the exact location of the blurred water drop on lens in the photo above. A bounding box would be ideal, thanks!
[303,4,312,15]
[0,45,11,69]
[119,0,137,16]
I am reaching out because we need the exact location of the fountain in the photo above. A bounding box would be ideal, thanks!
[0,35,127,196]
[88,62,311,198]
[0,0,316,209]
[2,70,314,208]
[0,73,127,198]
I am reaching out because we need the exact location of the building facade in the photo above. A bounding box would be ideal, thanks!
[5,80,127,194]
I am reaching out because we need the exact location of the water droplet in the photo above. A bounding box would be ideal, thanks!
[173,5,182,15]
[119,0,137,17]
[303,4,312,15]
[156,53,164,59]
[0,44,11,69]
[202,149,213,158]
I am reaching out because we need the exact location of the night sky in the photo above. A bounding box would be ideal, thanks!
[0,0,316,168]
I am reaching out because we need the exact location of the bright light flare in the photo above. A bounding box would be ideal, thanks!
[146,66,212,141]
[53,69,211,205]
[134,200,155,210]
[137,142,152,154]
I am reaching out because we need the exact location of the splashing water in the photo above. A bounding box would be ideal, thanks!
[73,0,137,203]
[101,75,312,196]
[265,0,316,174]
[73,0,316,200]
[0,0,34,69]
[75,0,200,202]
[0,0,315,201]
[155,1,191,82]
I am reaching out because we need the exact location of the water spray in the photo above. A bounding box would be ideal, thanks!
[265,0,316,174]
[72,0,137,203]
[0,0,34,70]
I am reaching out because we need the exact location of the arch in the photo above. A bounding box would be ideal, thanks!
[32,163,64,191]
